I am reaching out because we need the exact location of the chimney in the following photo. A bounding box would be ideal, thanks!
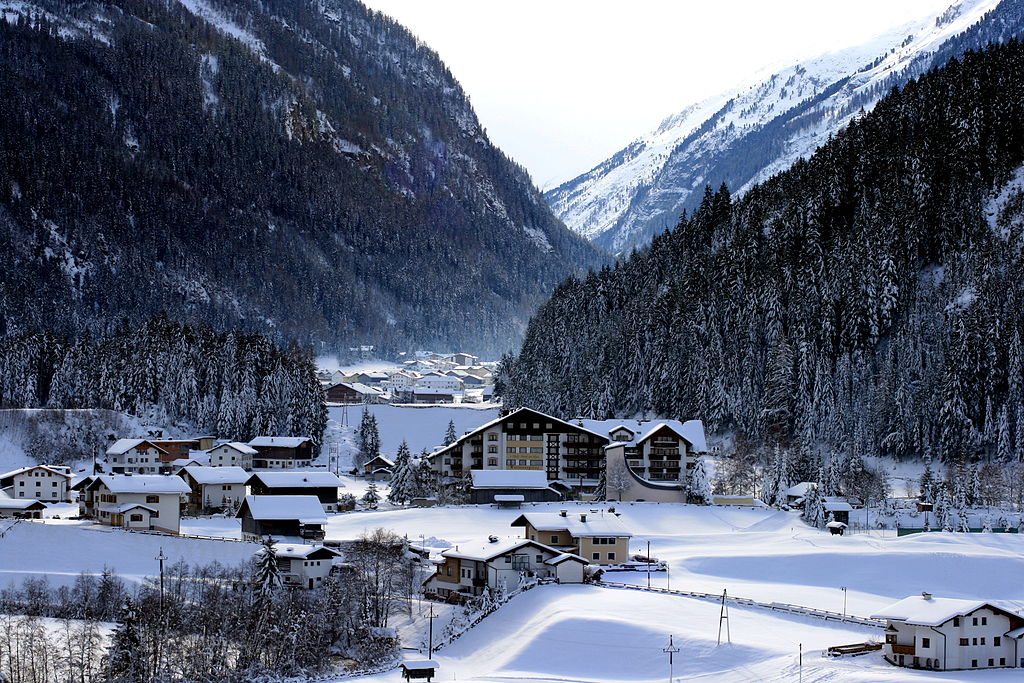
[922,592,933,600]
[559,509,567,517]
[580,514,587,523]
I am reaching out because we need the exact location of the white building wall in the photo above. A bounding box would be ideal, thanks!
[11,469,70,502]
[208,446,252,469]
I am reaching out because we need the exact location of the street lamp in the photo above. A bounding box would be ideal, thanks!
[841,586,847,617]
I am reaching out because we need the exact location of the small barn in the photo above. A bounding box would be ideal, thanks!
[469,470,563,505]
[237,495,328,541]
[0,499,47,518]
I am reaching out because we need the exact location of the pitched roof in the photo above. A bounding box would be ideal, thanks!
[0,499,47,510]
[274,544,340,560]
[247,436,311,448]
[579,418,708,452]
[207,441,257,455]
[247,471,344,488]
[180,466,250,485]
[545,551,588,565]
[425,407,610,460]
[510,511,632,538]
[238,495,327,524]
[90,474,190,494]
[0,465,73,480]
[871,595,1024,626]
[441,538,569,562]
[106,438,168,455]
[99,503,158,514]
[470,470,553,489]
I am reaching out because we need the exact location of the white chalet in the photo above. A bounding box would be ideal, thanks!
[414,372,464,394]
[207,441,258,469]
[425,538,586,599]
[105,439,168,474]
[873,593,1024,671]
[273,544,342,589]
[0,465,73,502]
[78,474,190,534]
[177,466,249,513]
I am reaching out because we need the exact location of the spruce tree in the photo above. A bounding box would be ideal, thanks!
[443,420,458,447]
[107,596,145,682]
[361,482,381,508]
[254,536,281,602]
[387,441,413,505]
[687,456,713,505]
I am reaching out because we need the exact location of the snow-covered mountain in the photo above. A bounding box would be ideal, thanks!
[547,0,1017,253]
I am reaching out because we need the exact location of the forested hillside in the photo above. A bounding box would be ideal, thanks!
[503,40,1024,468]
[0,0,604,357]
[0,315,327,451]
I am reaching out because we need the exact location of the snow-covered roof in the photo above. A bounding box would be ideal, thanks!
[823,497,853,512]
[239,495,327,524]
[546,551,588,565]
[579,418,708,452]
[329,382,383,396]
[106,438,168,455]
[91,475,190,494]
[274,544,340,560]
[402,661,439,670]
[365,455,395,467]
[871,595,1024,626]
[785,482,816,497]
[247,471,343,488]
[181,466,250,485]
[99,503,158,514]
[470,470,553,489]
[0,465,73,480]
[511,511,632,538]
[426,407,611,460]
[0,499,47,510]
[208,441,257,455]
[493,494,525,502]
[247,436,311,448]
[442,538,568,562]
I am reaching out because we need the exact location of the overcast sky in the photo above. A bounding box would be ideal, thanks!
[362,0,957,189]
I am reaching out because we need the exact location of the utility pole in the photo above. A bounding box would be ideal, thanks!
[156,547,167,614]
[799,642,803,683]
[427,602,437,658]
[717,589,730,645]
[841,586,847,617]
[647,540,651,589]
[663,635,679,683]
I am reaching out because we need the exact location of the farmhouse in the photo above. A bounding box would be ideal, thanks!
[469,470,564,505]
[362,455,394,480]
[177,466,249,513]
[77,474,190,534]
[237,495,327,541]
[150,437,214,463]
[247,436,314,469]
[105,439,168,474]
[823,496,854,524]
[424,538,586,598]
[872,593,1024,671]
[0,499,47,518]
[510,510,632,566]
[325,382,384,404]
[207,441,257,469]
[426,407,612,498]
[246,471,344,512]
[0,465,73,502]
[273,544,341,589]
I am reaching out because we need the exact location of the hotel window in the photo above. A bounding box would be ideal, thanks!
[953,618,960,626]
[488,433,498,441]
[488,458,497,466]
[994,637,1001,647]
[960,639,969,646]
[592,552,599,560]
[146,495,159,504]
[607,552,615,561]
[488,445,497,453]
[922,638,930,648]
[982,617,988,625]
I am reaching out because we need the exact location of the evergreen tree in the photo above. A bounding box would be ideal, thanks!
[361,482,381,508]
[387,441,414,505]
[802,483,825,529]
[443,420,458,447]
[106,596,145,682]
[920,452,936,503]
[687,456,713,505]
[254,536,281,602]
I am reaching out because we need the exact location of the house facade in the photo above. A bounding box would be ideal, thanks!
[424,538,586,598]
[78,474,190,534]
[207,442,257,469]
[273,544,340,589]
[177,466,249,513]
[510,510,632,566]
[105,439,168,474]
[873,594,1024,671]
[247,437,314,469]
[426,408,611,498]
[237,495,327,541]
[246,471,343,512]
[0,465,73,502]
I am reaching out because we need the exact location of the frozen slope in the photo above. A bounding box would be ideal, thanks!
[548,0,1006,253]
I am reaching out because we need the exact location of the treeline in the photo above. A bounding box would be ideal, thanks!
[502,40,1024,468]
[0,531,416,682]
[0,315,327,448]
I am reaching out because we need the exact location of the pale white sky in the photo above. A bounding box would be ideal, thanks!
[362,0,956,189]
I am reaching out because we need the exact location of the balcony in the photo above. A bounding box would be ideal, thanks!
[891,644,915,656]
[649,461,680,469]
